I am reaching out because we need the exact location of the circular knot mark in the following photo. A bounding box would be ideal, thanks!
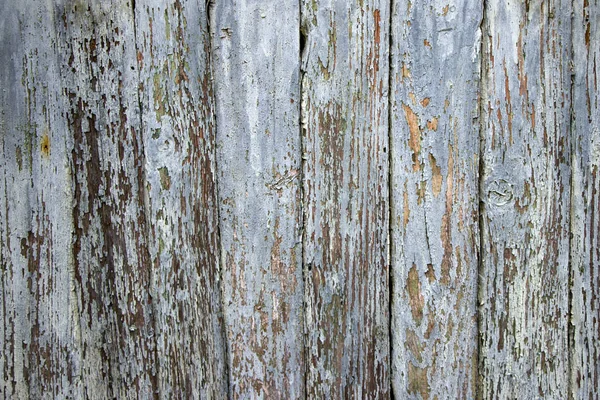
[487,179,514,206]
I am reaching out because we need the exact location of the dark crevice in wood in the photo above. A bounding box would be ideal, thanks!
[387,0,395,397]
[299,5,308,398]
[567,0,576,396]
[205,1,232,397]
[476,0,488,399]
[129,1,160,397]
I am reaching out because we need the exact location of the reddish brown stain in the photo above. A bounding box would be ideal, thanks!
[403,104,421,171]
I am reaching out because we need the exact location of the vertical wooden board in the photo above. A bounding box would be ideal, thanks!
[56,1,157,397]
[571,0,600,397]
[0,2,81,398]
[389,0,482,398]
[134,1,228,397]
[301,1,390,397]
[210,1,304,397]
[479,1,571,397]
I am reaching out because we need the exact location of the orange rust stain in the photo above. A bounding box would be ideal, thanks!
[40,133,50,157]
[426,117,438,131]
[407,264,424,325]
[408,362,430,399]
[401,63,411,81]
[429,153,442,197]
[442,5,449,16]
[421,98,430,107]
[424,39,431,48]
[403,104,421,171]
[409,92,417,105]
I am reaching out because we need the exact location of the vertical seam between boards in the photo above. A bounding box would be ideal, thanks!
[567,0,576,397]
[387,0,395,398]
[476,1,488,399]
[205,1,232,397]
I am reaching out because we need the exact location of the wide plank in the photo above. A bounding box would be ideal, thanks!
[210,1,305,397]
[571,0,600,397]
[301,0,391,397]
[478,1,572,397]
[389,0,482,398]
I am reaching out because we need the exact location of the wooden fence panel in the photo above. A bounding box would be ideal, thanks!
[571,0,600,397]
[478,1,572,397]
[3,0,600,398]
[134,0,228,397]
[58,1,159,397]
[210,1,305,397]
[301,0,390,397]
[389,0,482,398]
[0,2,82,398]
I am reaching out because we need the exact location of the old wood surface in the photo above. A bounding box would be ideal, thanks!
[479,0,572,398]
[210,1,305,398]
[571,0,600,397]
[134,0,228,397]
[1,0,600,399]
[389,0,482,398]
[1,1,82,397]
[301,0,390,397]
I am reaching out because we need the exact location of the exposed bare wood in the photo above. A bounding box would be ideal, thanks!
[478,1,572,397]
[570,0,600,397]
[301,0,391,397]
[389,0,482,398]
[134,0,228,397]
[210,1,305,397]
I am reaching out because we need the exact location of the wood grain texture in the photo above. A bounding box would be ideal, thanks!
[389,0,482,398]
[210,1,305,397]
[571,0,600,397]
[478,1,572,397]
[134,0,228,397]
[0,2,82,398]
[58,1,157,397]
[301,0,390,397]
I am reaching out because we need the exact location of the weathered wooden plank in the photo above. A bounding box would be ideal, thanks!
[134,0,228,397]
[57,1,157,397]
[571,0,600,397]
[0,2,82,398]
[389,0,482,398]
[301,1,390,397]
[478,1,572,397]
[210,1,304,397]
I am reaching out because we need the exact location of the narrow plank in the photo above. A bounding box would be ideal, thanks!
[57,1,158,397]
[0,2,82,397]
[301,0,390,397]
[134,1,228,397]
[571,0,600,397]
[479,1,571,397]
[389,0,482,398]
[210,1,305,397]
